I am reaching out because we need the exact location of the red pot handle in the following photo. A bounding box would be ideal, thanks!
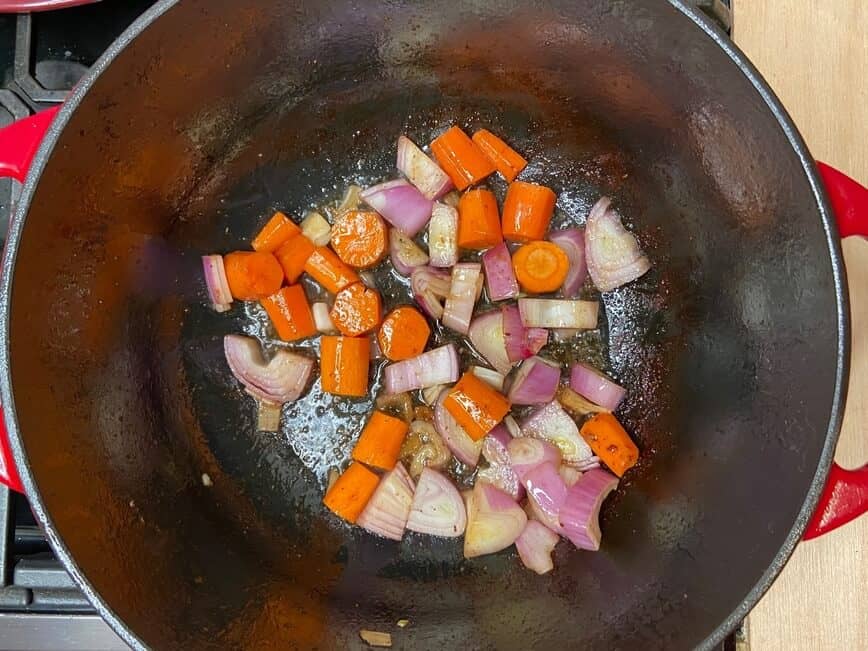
[803,162,868,540]
[0,108,61,492]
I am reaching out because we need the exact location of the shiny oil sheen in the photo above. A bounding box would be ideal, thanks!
[1,0,843,649]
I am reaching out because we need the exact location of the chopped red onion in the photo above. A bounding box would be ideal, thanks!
[312,302,337,334]
[383,343,459,394]
[522,401,593,466]
[224,335,313,404]
[396,135,453,200]
[523,462,569,534]
[300,211,331,246]
[570,363,626,412]
[434,389,482,467]
[357,462,415,541]
[442,263,483,335]
[518,298,599,329]
[482,243,519,301]
[470,366,505,391]
[585,196,651,292]
[410,267,452,320]
[515,520,560,574]
[468,310,513,375]
[559,465,583,487]
[507,437,562,482]
[559,468,619,550]
[421,383,446,406]
[502,305,550,362]
[202,255,233,312]
[406,467,466,537]
[477,425,524,501]
[549,228,587,297]
[507,356,561,405]
[390,229,430,276]
[411,266,451,319]
[361,179,433,237]
[428,202,459,267]
[503,415,522,438]
[572,456,602,472]
[464,481,527,558]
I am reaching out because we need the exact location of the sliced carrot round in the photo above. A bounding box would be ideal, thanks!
[330,210,388,269]
[223,251,283,300]
[377,306,431,361]
[512,241,569,293]
[330,282,382,337]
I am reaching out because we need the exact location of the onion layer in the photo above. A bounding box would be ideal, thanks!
[383,344,459,394]
[428,203,459,267]
[434,389,482,467]
[523,462,568,529]
[362,179,433,237]
[507,437,562,482]
[406,467,466,537]
[300,211,332,246]
[549,228,587,297]
[312,302,338,334]
[570,363,625,411]
[470,366,505,391]
[502,304,549,362]
[464,481,527,558]
[476,425,523,501]
[468,310,513,375]
[507,356,560,405]
[515,520,560,574]
[411,266,451,319]
[442,263,483,335]
[390,229,430,276]
[396,135,452,200]
[357,462,416,541]
[522,401,593,466]
[585,196,651,291]
[518,298,599,329]
[482,243,519,301]
[202,255,233,312]
[559,468,619,550]
[224,334,313,404]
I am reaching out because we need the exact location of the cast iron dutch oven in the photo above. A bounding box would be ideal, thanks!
[0,1,865,649]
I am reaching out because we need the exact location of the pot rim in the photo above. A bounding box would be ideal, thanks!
[0,1,848,649]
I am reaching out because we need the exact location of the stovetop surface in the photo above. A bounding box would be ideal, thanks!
[0,1,739,650]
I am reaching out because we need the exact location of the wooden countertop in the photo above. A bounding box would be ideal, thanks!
[732,2,868,649]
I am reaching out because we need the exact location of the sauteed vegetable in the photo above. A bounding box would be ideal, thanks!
[202,126,651,573]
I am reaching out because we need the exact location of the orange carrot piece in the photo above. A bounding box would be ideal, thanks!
[320,335,370,397]
[512,241,570,293]
[261,284,317,341]
[330,283,382,337]
[251,211,301,253]
[323,461,380,523]
[457,189,503,249]
[351,410,410,470]
[377,306,430,361]
[303,246,360,294]
[430,126,496,191]
[223,251,284,300]
[579,412,639,478]
[472,129,528,182]
[443,371,511,441]
[501,181,557,242]
[274,233,315,283]
[330,210,388,269]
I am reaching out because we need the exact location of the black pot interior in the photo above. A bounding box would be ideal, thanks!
[5,1,840,648]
